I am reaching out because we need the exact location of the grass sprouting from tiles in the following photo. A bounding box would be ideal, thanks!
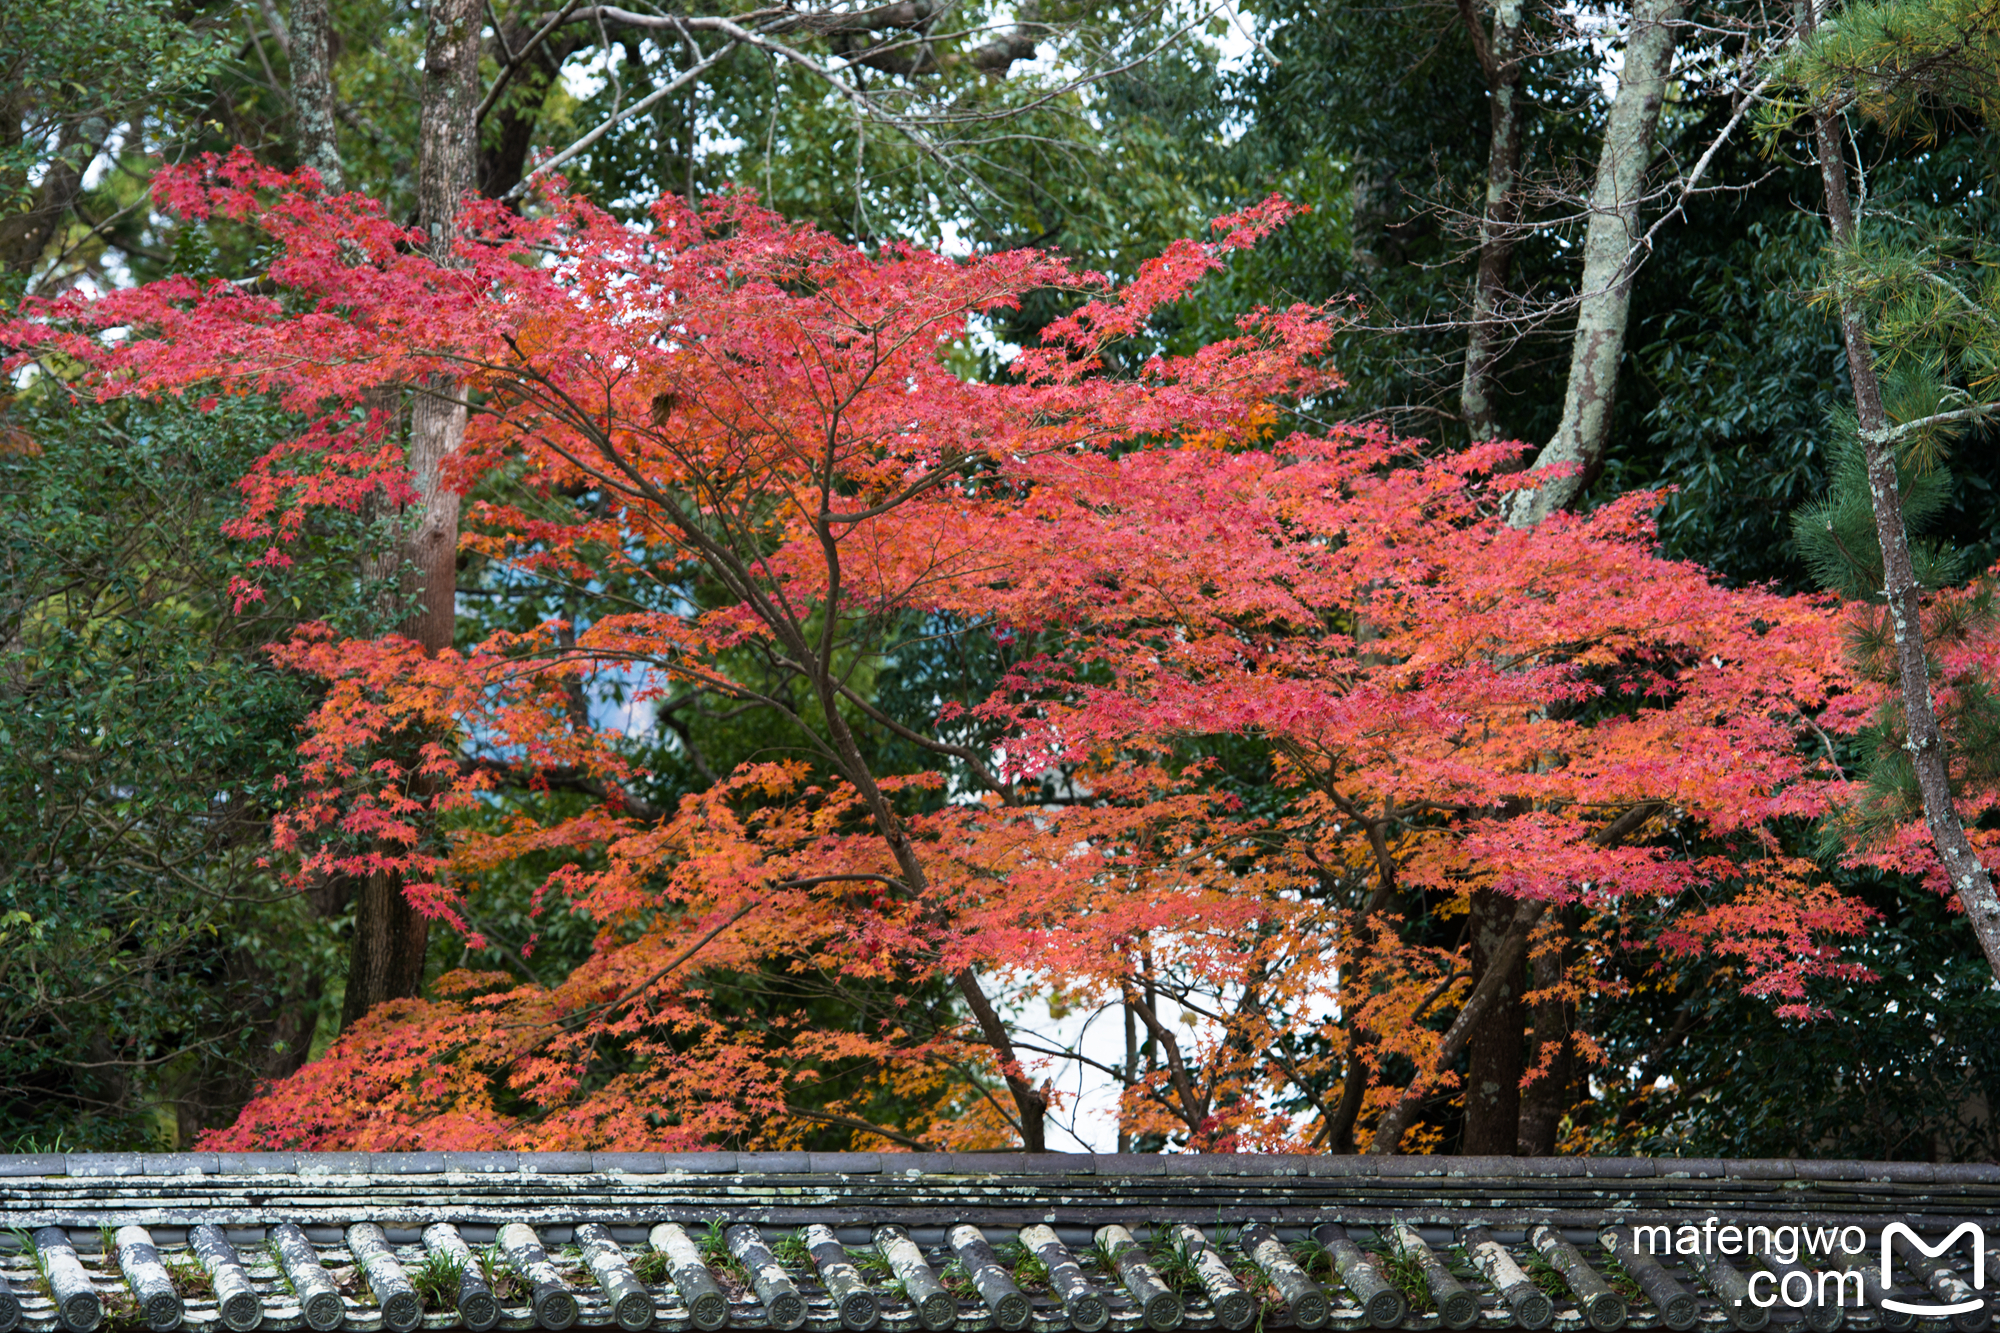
[1594,1254,1643,1304]
[1517,1249,1570,1304]
[479,1245,532,1306]
[990,1240,1051,1294]
[629,1249,672,1286]
[409,1248,467,1312]
[767,1234,810,1273]
[1144,1230,1201,1295]
[1365,1241,1433,1316]
[160,1248,214,1301]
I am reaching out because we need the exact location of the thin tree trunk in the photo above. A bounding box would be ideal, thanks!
[1368,803,1656,1153]
[1810,66,2000,984]
[1459,888,1525,1153]
[1515,908,1575,1154]
[340,0,482,1028]
[1506,0,1680,525]
[289,0,344,191]
[1459,0,1527,442]
[0,116,109,275]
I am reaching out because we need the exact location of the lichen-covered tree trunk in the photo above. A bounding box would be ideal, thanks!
[1506,0,1680,526]
[1460,888,1526,1153]
[1812,89,2000,985]
[339,0,481,1029]
[1459,0,1527,442]
[289,0,343,192]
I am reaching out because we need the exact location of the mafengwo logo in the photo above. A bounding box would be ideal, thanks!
[1881,1223,1986,1318]
[1628,1218,1988,1316]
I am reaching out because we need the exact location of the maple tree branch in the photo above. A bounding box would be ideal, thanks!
[781,1104,935,1150]
[830,677,1012,799]
[1124,985,1207,1133]
[476,0,584,125]
[517,899,759,1032]
[510,36,740,196]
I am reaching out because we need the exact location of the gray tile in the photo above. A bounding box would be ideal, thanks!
[1445,1157,1526,1178]
[219,1153,299,1175]
[0,1154,66,1177]
[594,1153,670,1175]
[1586,1159,1656,1178]
[67,1154,145,1177]
[140,1153,218,1176]
[1078,1153,1154,1177]
[1723,1159,1796,1180]
[379,1153,447,1175]
[807,1153,883,1175]
[1656,1159,1729,1179]
[656,1153,737,1174]
[736,1152,810,1174]
[1514,1158,1587,1177]
[297,1152,375,1174]
[520,1152,595,1174]
[444,1151,522,1173]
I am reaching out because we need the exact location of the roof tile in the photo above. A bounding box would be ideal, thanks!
[443,1151,522,1173]
[591,1152,669,1174]
[1586,1158,1657,1178]
[1723,1159,1796,1180]
[520,1152,594,1174]
[807,1152,883,1174]
[0,1153,67,1177]
[218,1152,298,1175]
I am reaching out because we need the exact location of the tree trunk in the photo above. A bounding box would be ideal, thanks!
[1515,908,1575,1154]
[289,0,344,192]
[340,0,482,1028]
[1366,898,1544,1154]
[1460,888,1526,1153]
[1368,803,1656,1153]
[0,116,109,275]
[1506,0,1680,526]
[1459,0,1527,443]
[1810,73,2000,984]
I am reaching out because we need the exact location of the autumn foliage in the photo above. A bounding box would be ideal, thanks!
[10,150,1980,1153]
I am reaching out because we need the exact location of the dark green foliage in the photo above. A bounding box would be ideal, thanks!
[1791,435,1963,598]
[0,392,384,1150]
[1581,875,2000,1161]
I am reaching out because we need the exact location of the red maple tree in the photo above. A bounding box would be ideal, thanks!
[5,152,1918,1152]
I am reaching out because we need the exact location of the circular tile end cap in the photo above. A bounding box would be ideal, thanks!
[767,1292,807,1332]
[218,1290,263,1332]
[1510,1289,1553,1332]
[535,1290,581,1332]
[915,1293,957,1332]
[991,1293,1030,1333]
[1288,1291,1328,1332]
[59,1290,103,1333]
[458,1291,501,1333]
[1141,1293,1183,1333]
[1362,1290,1404,1331]
[614,1292,656,1332]
[142,1293,184,1332]
[1438,1290,1479,1330]
[1211,1292,1253,1332]
[838,1293,879,1331]
[1584,1293,1627,1333]
[1067,1294,1109,1333]
[686,1293,728,1332]
[301,1292,345,1333]
[1729,1302,1771,1333]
